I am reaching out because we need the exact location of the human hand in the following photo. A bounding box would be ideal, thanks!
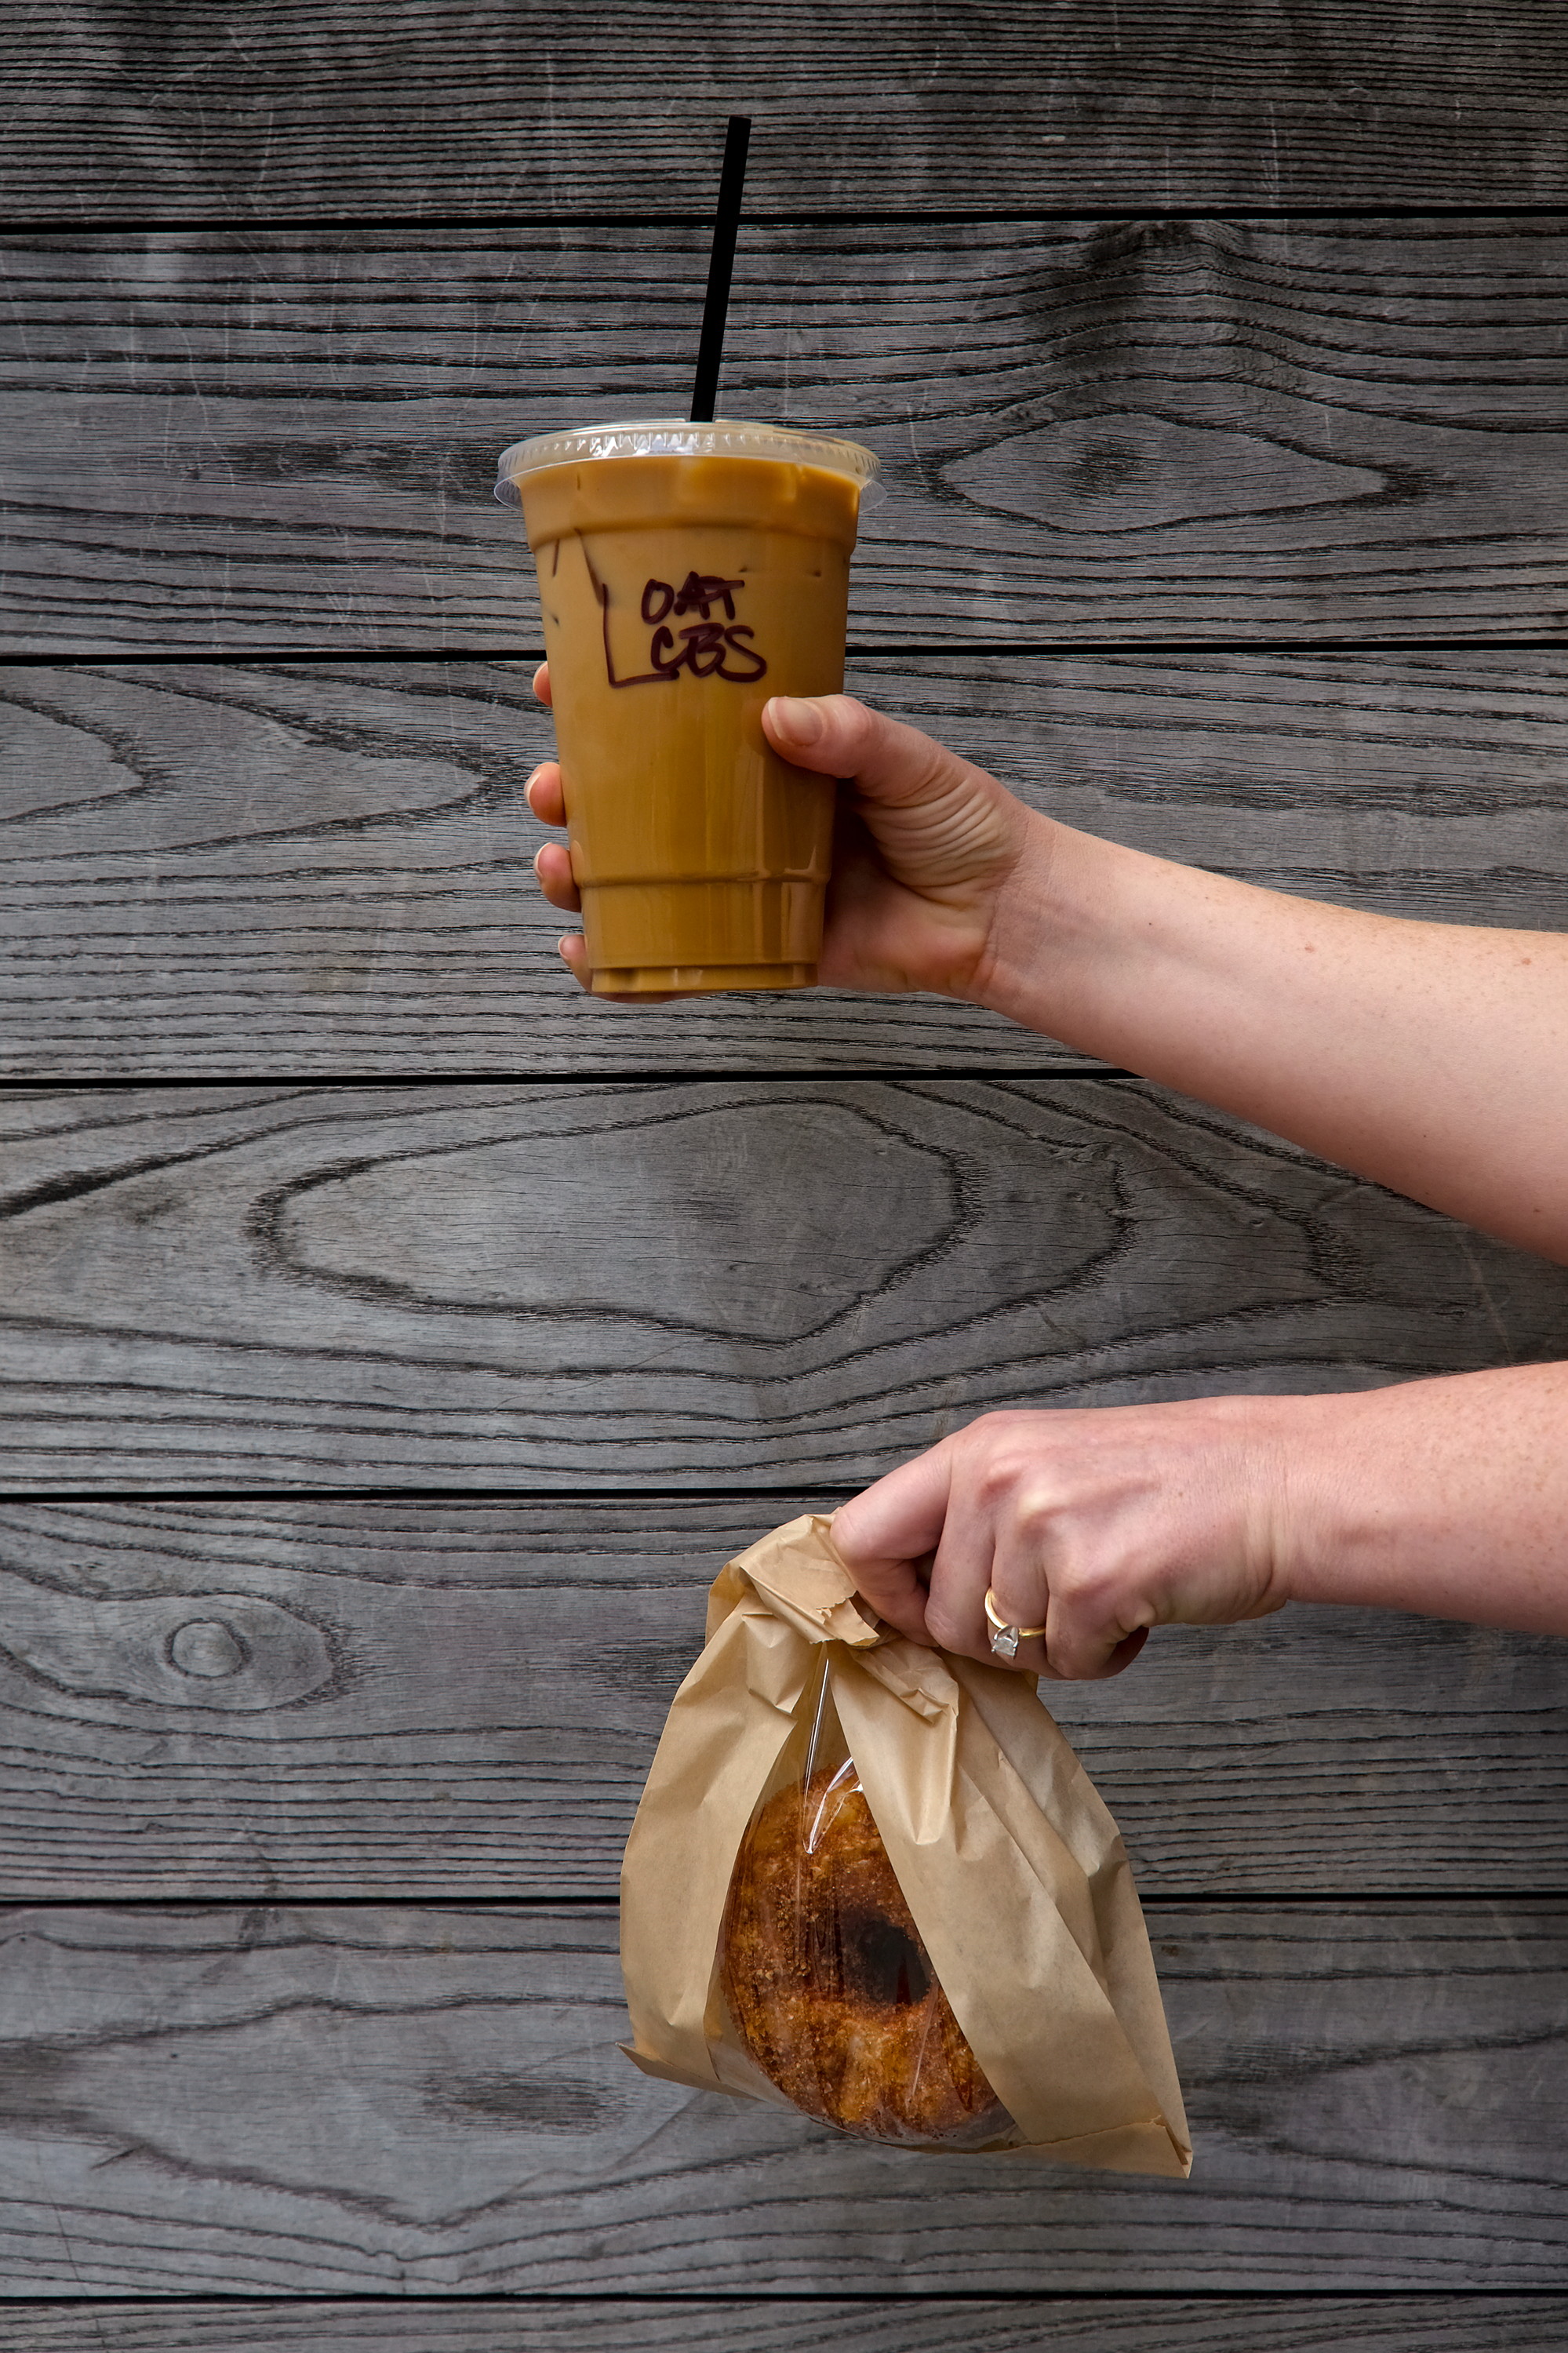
[759,692,1047,999]
[524,668,1050,1002]
[830,1402,1292,1680]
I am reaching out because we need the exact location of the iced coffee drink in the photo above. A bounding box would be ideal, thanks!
[496,420,879,995]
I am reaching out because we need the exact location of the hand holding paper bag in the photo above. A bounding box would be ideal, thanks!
[620,1514,1191,2173]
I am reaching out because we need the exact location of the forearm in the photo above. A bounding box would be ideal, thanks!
[1272,1366,1568,1632]
[983,814,1568,1261]
[832,1371,1568,1675]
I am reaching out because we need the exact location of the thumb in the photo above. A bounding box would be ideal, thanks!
[828,1446,958,1646]
[762,693,985,812]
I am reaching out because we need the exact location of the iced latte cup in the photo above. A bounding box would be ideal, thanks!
[495,420,879,995]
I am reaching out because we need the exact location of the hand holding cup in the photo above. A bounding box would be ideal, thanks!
[528,678,1048,1006]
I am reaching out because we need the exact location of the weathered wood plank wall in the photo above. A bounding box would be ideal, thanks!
[5,653,1568,1073]
[9,1081,1568,1487]
[1,1900,1566,2293]
[3,3,1566,213]
[9,2304,1568,2351]
[2,1501,1563,1898]
[3,3,1568,2343]
[6,224,1568,653]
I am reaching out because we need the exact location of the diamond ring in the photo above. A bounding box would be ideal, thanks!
[984,1587,1048,1662]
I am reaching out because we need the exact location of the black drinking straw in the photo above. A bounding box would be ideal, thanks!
[689,115,751,423]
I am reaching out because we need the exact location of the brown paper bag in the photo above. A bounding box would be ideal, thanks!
[620,1513,1192,2174]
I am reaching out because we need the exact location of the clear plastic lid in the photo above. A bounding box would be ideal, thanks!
[494,417,880,506]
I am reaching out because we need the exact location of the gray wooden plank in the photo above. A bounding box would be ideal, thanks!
[0,1500,1563,1900]
[0,1901,1563,2292]
[8,221,1568,649]
[8,2296,1568,2351]
[5,1082,1568,1490]
[5,3,1567,216]
[5,650,1568,1076]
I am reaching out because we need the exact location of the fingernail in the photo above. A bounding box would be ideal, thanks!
[769,695,824,747]
[526,766,546,792]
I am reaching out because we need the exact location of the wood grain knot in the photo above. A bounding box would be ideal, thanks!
[167,1617,249,1678]
[0,1576,335,1713]
[948,413,1386,533]
[267,1100,960,1342]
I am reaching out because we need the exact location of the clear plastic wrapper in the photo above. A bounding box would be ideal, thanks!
[719,1660,1008,2148]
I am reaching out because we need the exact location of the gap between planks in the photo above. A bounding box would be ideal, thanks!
[2,1893,1565,1910]
[0,1071,1122,1093]
[6,640,1568,666]
[9,2286,1568,2302]
[9,205,1568,235]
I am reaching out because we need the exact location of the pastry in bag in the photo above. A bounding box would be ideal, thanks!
[620,1514,1191,2171]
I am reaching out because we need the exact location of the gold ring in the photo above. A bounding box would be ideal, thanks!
[984,1587,1047,1662]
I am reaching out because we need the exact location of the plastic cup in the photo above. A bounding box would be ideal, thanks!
[496,418,879,996]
